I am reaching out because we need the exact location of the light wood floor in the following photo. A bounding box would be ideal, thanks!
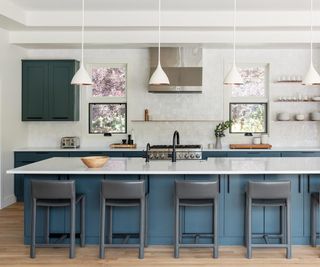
[1,203,320,267]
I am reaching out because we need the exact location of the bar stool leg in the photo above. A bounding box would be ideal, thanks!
[108,206,113,244]
[286,199,292,259]
[30,198,37,258]
[311,194,317,247]
[144,195,148,247]
[139,197,145,259]
[70,200,76,259]
[281,206,286,244]
[174,198,180,258]
[99,196,106,259]
[80,196,86,247]
[45,207,50,244]
[247,197,252,259]
[213,198,219,258]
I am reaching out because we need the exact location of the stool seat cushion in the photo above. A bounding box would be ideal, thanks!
[105,199,140,207]
[252,199,287,207]
[179,199,214,207]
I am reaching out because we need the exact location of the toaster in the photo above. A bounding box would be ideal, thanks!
[60,137,80,149]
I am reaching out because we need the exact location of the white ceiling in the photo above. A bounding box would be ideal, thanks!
[8,0,320,11]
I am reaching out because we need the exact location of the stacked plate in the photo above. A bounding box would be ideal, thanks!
[277,113,290,121]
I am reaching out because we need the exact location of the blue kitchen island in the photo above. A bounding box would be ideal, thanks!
[7,156,320,246]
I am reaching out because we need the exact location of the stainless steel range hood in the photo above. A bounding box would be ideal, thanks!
[149,47,203,93]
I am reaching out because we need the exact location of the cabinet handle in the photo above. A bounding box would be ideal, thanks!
[298,175,301,193]
[52,116,68,119]
[308,175,311,193]
[26,116,43,119]
[227,175,230,193]
[218,175,221,193]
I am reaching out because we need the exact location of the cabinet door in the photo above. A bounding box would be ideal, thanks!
[22,61,49,121]
[48,61,79,121]
[224,175,264,245]
[282,152,320,157]
[202,152,227,160]
[69,151,123,157]
[265,175,304,243]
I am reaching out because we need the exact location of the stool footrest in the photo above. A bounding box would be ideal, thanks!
[35,243,71,248]
[250,244,289,248]
[178,244,216,248]
[103,244,140,248]
[48,233,81,239]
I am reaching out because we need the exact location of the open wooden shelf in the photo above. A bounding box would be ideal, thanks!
[273,100,320,103]
[272,120,319,122]
[274,80,302,83]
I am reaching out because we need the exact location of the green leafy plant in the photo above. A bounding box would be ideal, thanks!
[214,120,233,137]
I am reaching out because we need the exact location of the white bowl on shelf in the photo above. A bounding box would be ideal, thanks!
[277,113,290,121]
[312,96,320,102]
[295,114,305,121]
[310,112,320,121]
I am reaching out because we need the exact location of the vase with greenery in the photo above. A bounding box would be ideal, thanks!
[214,120,233,149]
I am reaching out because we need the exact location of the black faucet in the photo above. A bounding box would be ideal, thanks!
[145,143,151,162]
[172,131,180,162]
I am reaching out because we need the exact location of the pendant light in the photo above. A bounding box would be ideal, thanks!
[224,0,243,85]
[71,0,92,85]
[149,0,170,85]
[302,0,320,85]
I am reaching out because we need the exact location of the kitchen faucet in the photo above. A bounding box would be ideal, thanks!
[172,131,180,162]
[145,143,151,162]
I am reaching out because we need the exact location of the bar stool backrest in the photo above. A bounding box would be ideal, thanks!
[31,180,75,200]
[248,181,291,199]
[101,180,145,199]
[175,180,219,199]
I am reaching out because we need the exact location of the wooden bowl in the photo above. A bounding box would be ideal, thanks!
[81,156,109,168]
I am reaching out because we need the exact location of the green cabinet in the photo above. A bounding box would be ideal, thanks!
[22,60,80,121]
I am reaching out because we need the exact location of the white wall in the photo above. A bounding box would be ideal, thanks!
[0,28,27,208]
[25,47,320,148]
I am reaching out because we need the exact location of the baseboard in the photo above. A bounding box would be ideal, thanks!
[1,194,17,209]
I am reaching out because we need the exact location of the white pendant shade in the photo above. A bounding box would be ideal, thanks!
[302,63,320,85]
[71,0,92,86]
[224,63,243,85]
[149,0,170,85]
[149,63,170,85]
[71,63,93,85]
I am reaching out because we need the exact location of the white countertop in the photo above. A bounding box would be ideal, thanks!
[13,146,320,152]
[7,157,320,175]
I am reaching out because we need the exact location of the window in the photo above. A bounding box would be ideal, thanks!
[230,103,267,133]
[87,64,127,134]
[89,103,127,134]
[225,64,269,134]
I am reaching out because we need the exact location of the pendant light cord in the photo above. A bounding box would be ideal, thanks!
[158,0,161,65]
[81,0,85,64]
[310,0,313,62]
[233,0,237,65]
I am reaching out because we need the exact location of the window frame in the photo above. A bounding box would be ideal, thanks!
[224,63,270,135]
[88,102,128,135]
[229,102,268,134]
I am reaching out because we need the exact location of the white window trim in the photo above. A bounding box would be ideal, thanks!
[223,62,271,135]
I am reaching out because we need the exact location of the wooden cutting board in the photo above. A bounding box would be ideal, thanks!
[229,144,272,149]
[109,144,137,149]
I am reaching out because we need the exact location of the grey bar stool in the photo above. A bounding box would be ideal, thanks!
[99,180,146,259]
[246,181,291,259]
[174,180,219,258]
[30,180,85,259]
[311,190,320,246]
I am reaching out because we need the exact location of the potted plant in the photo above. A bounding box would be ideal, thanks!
[214,120,233,149]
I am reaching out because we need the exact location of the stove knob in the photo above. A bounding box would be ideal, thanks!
[184,154,189,159]
[160,153,165,159]
[196,154,201,159]
[179,154,183,159]
[190,154,195,159]
[154,154,160,160]
[149,154,154,159]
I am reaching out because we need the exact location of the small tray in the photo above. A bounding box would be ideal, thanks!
[109,144,137,149]
[229,144,272,149]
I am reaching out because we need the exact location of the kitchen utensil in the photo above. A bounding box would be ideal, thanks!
[277,113,290,121]
[81,156,109,168]
[295,114,305,121]
[253,137,261,145]
[60,136,80,149]
[229,144,272,149]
